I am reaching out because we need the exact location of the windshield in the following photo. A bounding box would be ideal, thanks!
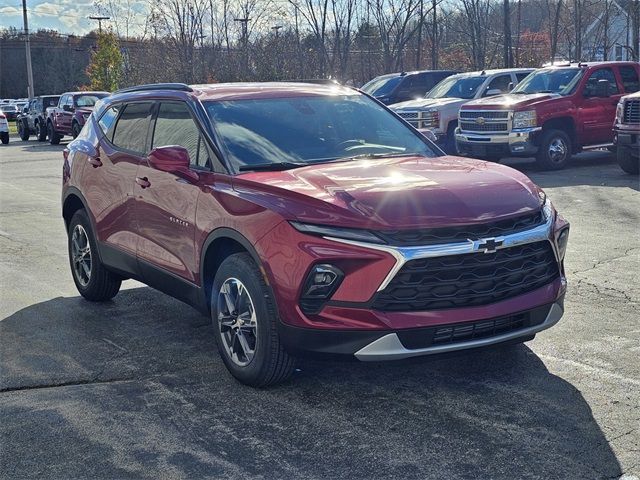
[74,94,107,107]
[512,68,583,95]
[361,76,402,97]
[427,76,486,99]
[205,94,437,171]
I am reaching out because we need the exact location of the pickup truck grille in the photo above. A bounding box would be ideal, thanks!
[396,110,439,129]
[371,241,559,312]
[376,210,544,246]
[459,110,510,133]
[623,99,640,124]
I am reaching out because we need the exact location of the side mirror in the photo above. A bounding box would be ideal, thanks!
[417,128,438,143]
[63,104,74,112]
[595,79,611,98]
[507,82,515,91]
[485,88,503,97]
[148,145,199,181]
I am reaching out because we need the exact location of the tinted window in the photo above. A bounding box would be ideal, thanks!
[484,75,512,95]
[152,102,210,168]
[98,105,121,140]
[585,68,619,96]
[361,76,403,97]
[111,102,153,153]
[619,66,639,93]
[515,72,530,83]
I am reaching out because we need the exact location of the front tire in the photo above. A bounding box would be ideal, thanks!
[616,146,639,175]
[0,132,8,144]
[48,121,61,145]
[36,121,47,141]
[68,209,121,301]
[211,252,294,387]
[535,129,571,170]
[72,121,81,138]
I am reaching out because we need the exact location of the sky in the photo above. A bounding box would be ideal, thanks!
[0,0,145,35]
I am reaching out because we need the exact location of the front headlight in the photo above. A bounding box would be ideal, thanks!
[615,100,624,123]
[290,221,385,244]
[513,110,537,129]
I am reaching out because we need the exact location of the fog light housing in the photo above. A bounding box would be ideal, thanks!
[556,227,570,260]
[299,264,344,314]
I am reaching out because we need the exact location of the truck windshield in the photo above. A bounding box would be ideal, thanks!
[75,94,107,107]
[512,68,583,95]
[361,76,402,97]
[427,76,485,99]
[205,94,437,172]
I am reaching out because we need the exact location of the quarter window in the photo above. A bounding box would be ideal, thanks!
[619,66,639,93]
[111,102,153,154]
[98,105,121,140]
[152,102,210,168]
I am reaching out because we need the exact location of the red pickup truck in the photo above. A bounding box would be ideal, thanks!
[455,61,640,169]
[46,91,109,144]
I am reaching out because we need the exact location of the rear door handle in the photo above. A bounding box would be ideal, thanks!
[88,156,102,168]
[136,176,151,188]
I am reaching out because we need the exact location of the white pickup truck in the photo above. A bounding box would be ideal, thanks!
[391,68,534,153]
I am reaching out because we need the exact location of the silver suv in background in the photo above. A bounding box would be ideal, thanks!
[391,68,534,153]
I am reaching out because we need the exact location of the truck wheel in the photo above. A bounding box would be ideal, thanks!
[68,209,121,301]
[0,132,8,144]
[35,121,47,142]
[535,129,571,170]
[48,122,61,145]
[211,252,295,387]
[72,121,81,139]
[18,119,29,141]
[443,123,458,155]
[617,146,639,175]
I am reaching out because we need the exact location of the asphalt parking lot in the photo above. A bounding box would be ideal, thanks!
[1,137,639,479]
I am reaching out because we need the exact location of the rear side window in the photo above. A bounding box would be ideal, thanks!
[619,66,639,93]
[98,105,121,140]
[111,102,153,154]
[152,102,210,168]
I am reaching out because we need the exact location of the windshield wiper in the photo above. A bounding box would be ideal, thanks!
[238,161,306,172]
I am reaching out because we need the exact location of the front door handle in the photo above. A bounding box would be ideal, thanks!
[136,176,151,189]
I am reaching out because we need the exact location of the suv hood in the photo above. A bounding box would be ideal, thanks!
[464,92,560,110]
[234,156,543,230]
[392,97,464,110]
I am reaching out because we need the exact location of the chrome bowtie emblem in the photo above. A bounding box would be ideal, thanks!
[477,237,503,253]
[475,117,486,125]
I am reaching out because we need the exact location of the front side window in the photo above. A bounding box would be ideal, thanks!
[484,75,512,96]
[512,68,584,95]
[428,76,486,99]
[152,102,210,169]
[584,68,619,96]
[515,72,531,83]
[205,94,437,171]
[111,102,153,154]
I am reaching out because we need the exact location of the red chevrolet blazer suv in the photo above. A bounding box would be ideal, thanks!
[62,82,570,386]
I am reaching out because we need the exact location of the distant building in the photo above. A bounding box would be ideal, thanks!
[581,0,638,61]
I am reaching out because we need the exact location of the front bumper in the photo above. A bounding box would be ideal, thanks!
[279,299,564,359]
[614,128,640,158]
[455,127,541,158]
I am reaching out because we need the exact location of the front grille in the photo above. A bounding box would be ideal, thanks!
[377,210,544,246]
[460,111,509,120]
[396,110,438,128]
[394,304,550,349]
[460,121,508,132]
[623,99,640,124]
[372,241,559,312]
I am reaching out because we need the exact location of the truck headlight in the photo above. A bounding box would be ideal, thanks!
[513,110,537,129]
[615,100,624,123]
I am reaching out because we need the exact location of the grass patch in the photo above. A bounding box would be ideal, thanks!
[8,122,17,135]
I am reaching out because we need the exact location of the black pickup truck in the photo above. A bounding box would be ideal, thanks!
[17,95,60,141]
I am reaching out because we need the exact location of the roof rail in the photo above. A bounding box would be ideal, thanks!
[113,83,193,94]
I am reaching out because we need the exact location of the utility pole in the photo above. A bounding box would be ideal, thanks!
[431,0,438,69]
[503,0,512,67]
[21,0,34,99]
[89,15,110,33]
[234,17,250,77]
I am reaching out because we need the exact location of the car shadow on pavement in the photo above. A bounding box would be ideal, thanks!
[0,287,622,479]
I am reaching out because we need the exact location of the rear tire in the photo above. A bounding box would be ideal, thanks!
[36,121,47,141]
[68,209,121,301]
[0,132,8,144]
[48,121,61,145]
[535,129,571,170]
[617,146,639,175]
[211,252,295,387]
[18,119,29,141]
